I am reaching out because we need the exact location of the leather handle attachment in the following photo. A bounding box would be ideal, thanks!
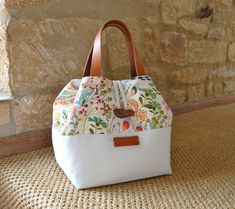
[83,20,145,77]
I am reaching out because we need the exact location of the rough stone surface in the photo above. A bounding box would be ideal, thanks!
[0,46,10,93]
[159,32,187,65]
[208,27,225,40]
[5,0,47,8]
[206,80,214,97]
[206,66,235,96]
[166,89,187,105]
[187,84,205,101]
[224,81,235,95]
[189,40,227,64]
[171,67,208,84]
[145,67,168,92]
[161,0,195,24]
[4,0,146,21]
[213,80,224,95]
[232,27,235,40]
[228,43,235,62]
[209,66,235,78]
[214,9,235,24]
[0,101,10,126]
[179,19,208,35]
[7,17,102,94]
[143,28,159,66]
[143,0,161,25]
[13,92,56,133]
[0,5,11,93]
[221,0,233,7]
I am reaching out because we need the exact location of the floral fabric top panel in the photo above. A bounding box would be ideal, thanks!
[53,76,173,136]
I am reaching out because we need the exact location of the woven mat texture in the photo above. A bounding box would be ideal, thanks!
[0,104,235,209]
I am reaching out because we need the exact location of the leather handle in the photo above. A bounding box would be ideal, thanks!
[83,20,145,77]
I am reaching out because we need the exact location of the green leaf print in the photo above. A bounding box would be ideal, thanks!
[89,128,94,134]
[100,121,107,128]
[143,104,152,109]
[139,97,143,105]
[88,116,107,132]
[88,117,97,123]
[139,88,156,99]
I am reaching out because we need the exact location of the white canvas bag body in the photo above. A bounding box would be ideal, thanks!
[52,20,173,189]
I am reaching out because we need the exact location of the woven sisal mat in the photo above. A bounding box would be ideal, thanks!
[0,104,235,209]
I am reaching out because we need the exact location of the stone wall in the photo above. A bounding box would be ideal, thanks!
[0,0,235,136]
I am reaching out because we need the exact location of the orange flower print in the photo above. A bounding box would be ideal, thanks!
[128,99,139,112]
[137,109,147,122]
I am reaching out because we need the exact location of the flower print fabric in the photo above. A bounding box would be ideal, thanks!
[53,75,173,136]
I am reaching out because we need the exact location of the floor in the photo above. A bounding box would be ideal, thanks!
[0,104,235,209]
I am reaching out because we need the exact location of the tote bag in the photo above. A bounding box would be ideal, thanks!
[52,20,173,189]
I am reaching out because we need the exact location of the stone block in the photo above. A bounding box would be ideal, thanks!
[13,92,56,133]
[0,6,11,93]
[189,40,227,64]
[7,17,102,94]
[159,31,187,65]
[143,28,159,66]
[213,80,224,95]
[208,27,225,40]
[143,0,161,25]
[221,0,233,7]
[214,9,235,24]
[5,0,47,9]
[228,42,235,62]
[166,89,187,105]
[224,81,235,95]
[0,48,10,93]
[171,67,208,84]
[0,101,10,126]
[179,19,208,35]
[187,84,205,101]
[161,0,195,25]
[209,66,235,78]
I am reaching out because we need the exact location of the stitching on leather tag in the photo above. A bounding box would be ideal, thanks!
[113,136,139,147]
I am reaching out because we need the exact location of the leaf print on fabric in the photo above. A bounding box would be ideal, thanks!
[88,116,107,134]
[53,75,173,135]
[143,101,161,113]
[139,88,157,100]
[75,91,93,105]
[127,78,171,131]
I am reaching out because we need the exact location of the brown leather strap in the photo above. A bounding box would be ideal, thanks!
[83,20,145,77]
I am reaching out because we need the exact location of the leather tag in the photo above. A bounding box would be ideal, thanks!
[113,136,139,147]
